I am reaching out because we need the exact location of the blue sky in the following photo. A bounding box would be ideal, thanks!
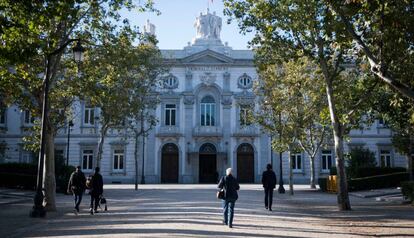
[121,0,254,49]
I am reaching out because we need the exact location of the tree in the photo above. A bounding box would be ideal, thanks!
[256,57,330,189]
[373,89,414,180]
[224,0,376,210]
[327,1,414,100]
[0,0,155,211]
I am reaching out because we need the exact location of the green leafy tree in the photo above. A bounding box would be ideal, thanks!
[224,0,377,210]
[327,1,414,100]
[0,0,155,211]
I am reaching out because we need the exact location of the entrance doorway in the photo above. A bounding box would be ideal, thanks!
[161,143,179,183]
[237,143,254,183]
[199,143,217,183]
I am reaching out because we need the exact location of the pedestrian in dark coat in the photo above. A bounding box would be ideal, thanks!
[262,163,277,211]
[218,168,240,228]
[89,166,104,215]
[67,166,86,214]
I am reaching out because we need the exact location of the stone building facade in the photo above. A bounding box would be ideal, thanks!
[0,11,410,183]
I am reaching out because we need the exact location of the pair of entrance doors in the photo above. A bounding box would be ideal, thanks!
[160,143,254,183]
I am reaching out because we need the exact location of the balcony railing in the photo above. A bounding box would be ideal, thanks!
[193,126,223,137]
[156,126,182,137]
[232,125,259,137]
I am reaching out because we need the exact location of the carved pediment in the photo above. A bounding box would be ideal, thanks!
[182,50,234,64]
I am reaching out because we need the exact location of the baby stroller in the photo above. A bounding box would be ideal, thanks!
[98,195,108,211]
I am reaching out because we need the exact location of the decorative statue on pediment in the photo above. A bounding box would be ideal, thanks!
[194,10,222,40]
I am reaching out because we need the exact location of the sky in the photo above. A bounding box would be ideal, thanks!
[121,0,254,49]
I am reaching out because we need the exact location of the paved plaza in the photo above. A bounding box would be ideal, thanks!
[0,184,413,238]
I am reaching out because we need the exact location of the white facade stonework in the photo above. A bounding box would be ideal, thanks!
[0,12,409,183]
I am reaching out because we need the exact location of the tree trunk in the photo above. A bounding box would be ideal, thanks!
[324,75,351,211]
[310,155,316,189]
[134,132,139,190]
[288,150,294,195]
[42,129,56,211]
[409,132,413,181]
[96,125,108,168]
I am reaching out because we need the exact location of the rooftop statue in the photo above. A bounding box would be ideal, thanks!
[194,10,222,40]
[144,19,156,36]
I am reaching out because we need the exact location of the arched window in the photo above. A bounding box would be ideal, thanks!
[200,96,215,126]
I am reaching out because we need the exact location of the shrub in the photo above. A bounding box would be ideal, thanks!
[346,147,377,178]
[401,181,414,204]
[348,172,409,191]
[56,165,76,194]
[329,167,337,175]
[318,177,328,192]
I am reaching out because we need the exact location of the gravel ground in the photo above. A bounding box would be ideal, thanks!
[1,184,413,238]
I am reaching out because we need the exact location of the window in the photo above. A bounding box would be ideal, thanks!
[291,153,302,171]
[380,150,391,167]
[113,149,124,172]
[321,150,333,172]
[82,150,93,171]
[24,110,35,125]
[238,73,253,89]
[163,74,178,89]
[21,150,35,163]
[84,107,95,126]
[165,104,176,126]
[55,149,65,165]
[200,96,215,126]
[0,107,5,125]
[240,105,253,126]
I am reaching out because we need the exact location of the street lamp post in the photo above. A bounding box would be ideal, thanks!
[277,112,285,194]
[30,39,84,218]
[66,120,74,166]
[270,135,273,167]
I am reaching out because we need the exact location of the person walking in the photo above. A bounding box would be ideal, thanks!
[89,166,104,215]
[262,163,277,211]
[218,168,240,228]
[67,166,86,214]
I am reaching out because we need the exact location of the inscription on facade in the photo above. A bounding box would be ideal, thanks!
[187,66,228,71]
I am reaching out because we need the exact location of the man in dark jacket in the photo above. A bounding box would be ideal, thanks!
[262,163,277,211]
[67,166,86,214]
[218,168,240,228]
[90,166,104,215]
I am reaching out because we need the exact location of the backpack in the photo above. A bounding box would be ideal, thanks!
[86,176,92,189]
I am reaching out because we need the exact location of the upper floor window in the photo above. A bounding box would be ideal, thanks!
[380,150,392,167]
[238,73,253,89]
[321,150,333,172]
[113,149,124,172]
[165,104,176,126]
[291,153,302,171]
[240,105,253,126]
[24,110,35,125]
[82,149,94,171]
[84,107,95,126]
[200,96,215,126]
[163,74,178,89]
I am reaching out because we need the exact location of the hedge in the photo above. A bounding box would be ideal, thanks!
[0,162,75,193]
[348,172,409,191]
[0,163,37,189]
[401,181,414,204]
[352,167,407,178]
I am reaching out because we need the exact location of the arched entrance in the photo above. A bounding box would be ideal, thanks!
[237,143,254,183]
[199,143,217,183]
[161,143,179,183]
